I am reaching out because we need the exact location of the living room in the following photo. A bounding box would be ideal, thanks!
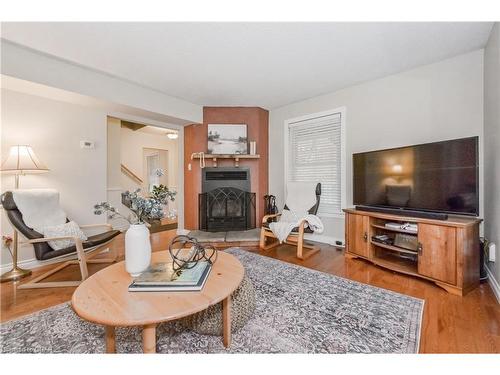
[1,1,499,372]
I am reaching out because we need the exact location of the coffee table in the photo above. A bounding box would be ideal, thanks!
[71,250,244,353]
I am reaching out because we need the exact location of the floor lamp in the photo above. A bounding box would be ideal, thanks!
[1,145,49,282]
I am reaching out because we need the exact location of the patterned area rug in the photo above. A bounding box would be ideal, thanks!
[1,248,424,353]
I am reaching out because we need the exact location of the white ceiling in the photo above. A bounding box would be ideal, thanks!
[1,22,494,109]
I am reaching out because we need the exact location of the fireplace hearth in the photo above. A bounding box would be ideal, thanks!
[199,168,256,232]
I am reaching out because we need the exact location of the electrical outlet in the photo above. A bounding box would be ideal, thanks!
[188,163,192,171]
[488,242,496,262]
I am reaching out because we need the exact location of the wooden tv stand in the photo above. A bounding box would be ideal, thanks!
[343,208,482,296]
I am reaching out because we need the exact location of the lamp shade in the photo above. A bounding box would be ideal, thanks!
[1,145,49,174]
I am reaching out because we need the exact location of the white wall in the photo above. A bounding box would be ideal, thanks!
[106,117,124,228]
[107,117,122,190]
[120,127,179,193]
[483,23,500,291]
[269,50,484,242]
[1,88,108,266]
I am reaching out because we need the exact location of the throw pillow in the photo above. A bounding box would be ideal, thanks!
[42,221,88,250]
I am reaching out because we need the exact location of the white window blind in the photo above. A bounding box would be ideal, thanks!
[288,112,343,215]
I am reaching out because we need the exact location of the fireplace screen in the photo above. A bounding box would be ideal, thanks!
[199,187,256,232]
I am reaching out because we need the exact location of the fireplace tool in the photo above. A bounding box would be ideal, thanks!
[264,194,278,222]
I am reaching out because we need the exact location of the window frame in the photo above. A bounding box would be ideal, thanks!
[283,107,346,218]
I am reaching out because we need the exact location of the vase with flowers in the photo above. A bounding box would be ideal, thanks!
[94,189,164,277]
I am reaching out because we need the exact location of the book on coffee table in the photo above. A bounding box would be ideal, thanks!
[128,261,212,292]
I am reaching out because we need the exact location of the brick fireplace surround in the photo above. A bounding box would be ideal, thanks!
[184,107,269,230]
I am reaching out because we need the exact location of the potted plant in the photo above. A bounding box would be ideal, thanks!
[94,189,164,277]
[150,184,177,218]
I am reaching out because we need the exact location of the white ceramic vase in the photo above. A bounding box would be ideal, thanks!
[125,223,152,277]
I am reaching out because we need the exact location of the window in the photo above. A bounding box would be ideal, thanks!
[285,108,345,216]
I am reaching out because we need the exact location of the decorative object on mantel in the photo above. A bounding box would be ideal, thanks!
[0,145,49,282]
[249,141,257,155]
[192,153,260,168]
[168,235,217,272]
[191,152,206,169]
[94,189,164,277]
[207,124,248,155]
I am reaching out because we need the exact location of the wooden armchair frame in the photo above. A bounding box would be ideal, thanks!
[18,223,118,289]
[259,213,320,260]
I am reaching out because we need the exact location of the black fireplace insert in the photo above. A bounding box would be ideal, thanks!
[199,167,256,232]
[199,187,256,231]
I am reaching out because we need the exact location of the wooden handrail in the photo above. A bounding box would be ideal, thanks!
[121,164,143,184]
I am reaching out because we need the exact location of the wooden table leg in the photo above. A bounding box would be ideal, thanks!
[143,324,157,353]
[222,295,232,348]
[105,326,116,353]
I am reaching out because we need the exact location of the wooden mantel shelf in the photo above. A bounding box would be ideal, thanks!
[192,154,260,167]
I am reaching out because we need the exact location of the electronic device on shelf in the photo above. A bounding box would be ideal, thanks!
[398,252,418,261]
[394,233,418,251]
[385,222,402,230]
[353,136,479,219]
[384,221,418,233]
[372,234,394,246]
[400,222,418,233]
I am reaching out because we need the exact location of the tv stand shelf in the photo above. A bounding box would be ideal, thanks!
[370,223,417,235]
[344,208,482,296]
[370,240,417,256]
[372,252,418,276]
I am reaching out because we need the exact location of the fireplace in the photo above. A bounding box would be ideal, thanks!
[199,168,256,231]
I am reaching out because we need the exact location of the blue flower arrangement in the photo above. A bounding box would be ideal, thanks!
[94,189,164,225]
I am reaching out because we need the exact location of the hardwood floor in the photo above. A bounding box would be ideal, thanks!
[1,230,499,353]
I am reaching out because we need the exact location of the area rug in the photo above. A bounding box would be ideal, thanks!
[0,248,424,353]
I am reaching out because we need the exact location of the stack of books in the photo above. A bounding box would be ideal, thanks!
[128,261,212,292]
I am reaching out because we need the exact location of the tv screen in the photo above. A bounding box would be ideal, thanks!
[353,136,479,216]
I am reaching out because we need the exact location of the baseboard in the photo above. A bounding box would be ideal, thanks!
[304,233,344,247]
[485,264,500,304]
[0,248,110,274]
[1,256,69,274]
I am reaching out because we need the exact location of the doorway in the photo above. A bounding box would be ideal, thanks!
[107,116,181,232]
[144,148,168,193]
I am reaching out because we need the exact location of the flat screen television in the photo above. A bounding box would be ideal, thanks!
[353,136,479,217]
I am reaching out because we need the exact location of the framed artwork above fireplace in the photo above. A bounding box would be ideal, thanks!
[207,123,248,155]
